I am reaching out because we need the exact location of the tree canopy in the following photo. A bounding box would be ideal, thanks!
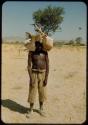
[33,5,65,35]
[75,37,83,44]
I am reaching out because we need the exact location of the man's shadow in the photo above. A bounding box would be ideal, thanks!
[1,99,29,114]
[1,99,40,115]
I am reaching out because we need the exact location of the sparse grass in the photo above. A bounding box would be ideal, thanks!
[2,41,86,52]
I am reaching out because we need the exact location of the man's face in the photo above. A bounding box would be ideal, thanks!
[35,42,43,51]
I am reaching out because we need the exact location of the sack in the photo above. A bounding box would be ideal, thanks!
[24,34,43,51]
[35,34,42,42]
[24,39,35,51]
[42,36,53,51]
[30,34,42,42]
[24,33,53,51]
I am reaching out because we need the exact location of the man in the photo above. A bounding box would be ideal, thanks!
[26,41,49,118]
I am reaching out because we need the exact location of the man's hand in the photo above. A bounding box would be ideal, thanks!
[43,79,47,86]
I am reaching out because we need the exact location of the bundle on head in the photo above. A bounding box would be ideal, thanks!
[34,24,53,51]
[24,24,53,51]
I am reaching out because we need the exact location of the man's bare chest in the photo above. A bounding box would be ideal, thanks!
[32,53,46,61]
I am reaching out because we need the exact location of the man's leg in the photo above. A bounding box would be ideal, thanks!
[30,103,34,110]
[26,103,34,118]
[26,72,38,118]
[39,101,43,110]
[27,103,34,112]
[39,101,46,117]
[38,72,46,116]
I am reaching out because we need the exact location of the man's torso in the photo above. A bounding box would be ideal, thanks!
[31,51,47,71]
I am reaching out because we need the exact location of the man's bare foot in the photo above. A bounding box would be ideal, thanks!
[26,110,33,118]
[39,109,46,117]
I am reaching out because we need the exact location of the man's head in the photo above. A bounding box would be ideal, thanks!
[35,41,43,51]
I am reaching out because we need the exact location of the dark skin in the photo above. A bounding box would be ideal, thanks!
[27,41,49,86]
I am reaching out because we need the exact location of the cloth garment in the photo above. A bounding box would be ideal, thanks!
[28,71,47,103]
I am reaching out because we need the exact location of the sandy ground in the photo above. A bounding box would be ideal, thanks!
[1,43,86,124]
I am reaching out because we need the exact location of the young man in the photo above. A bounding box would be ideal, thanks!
[26,41,49,118]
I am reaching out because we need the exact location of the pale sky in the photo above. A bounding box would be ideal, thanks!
[2,1,87,42]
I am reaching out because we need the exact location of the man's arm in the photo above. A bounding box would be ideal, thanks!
[27,51,32,79]
[43,52,49,86]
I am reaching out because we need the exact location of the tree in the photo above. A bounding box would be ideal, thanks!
[68,40,74,45]
[33,5,64,35]
[75,37,82,45]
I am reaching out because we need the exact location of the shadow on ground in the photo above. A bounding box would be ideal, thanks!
[1,99,41,115]
[1,99,29,114]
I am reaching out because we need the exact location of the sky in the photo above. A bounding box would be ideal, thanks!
[2,1,87,42]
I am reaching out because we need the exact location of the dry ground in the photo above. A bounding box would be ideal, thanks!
[1,43,86,124]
